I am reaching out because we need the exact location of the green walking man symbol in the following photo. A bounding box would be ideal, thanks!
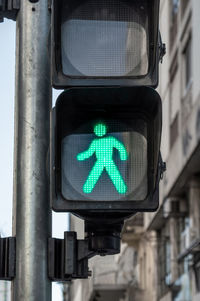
[77,122,128,194]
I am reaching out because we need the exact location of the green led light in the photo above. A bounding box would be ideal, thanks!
[77,122,128,194]
[94,123,107,137]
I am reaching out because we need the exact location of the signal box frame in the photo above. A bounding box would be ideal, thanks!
[50,87,162,217]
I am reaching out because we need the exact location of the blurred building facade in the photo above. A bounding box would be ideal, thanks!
[69,1,200,301]
[144,0,200,301]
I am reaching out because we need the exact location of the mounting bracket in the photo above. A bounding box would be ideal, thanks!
[0,0,20,22]
[48,232,94,281]
[0,237,16,280]
[48,226,122,281]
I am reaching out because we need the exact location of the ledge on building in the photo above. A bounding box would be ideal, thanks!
[122,213,144,246]
[89,284,126,301]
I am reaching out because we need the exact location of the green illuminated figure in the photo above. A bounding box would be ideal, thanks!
[77,122,128,194]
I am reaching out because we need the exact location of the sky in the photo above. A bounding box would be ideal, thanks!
[0,19,68,301]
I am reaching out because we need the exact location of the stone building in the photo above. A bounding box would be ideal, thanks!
[144,0,200,301]
[68,1,200,301]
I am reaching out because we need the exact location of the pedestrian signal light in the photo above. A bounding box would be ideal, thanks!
[51,0,160,88]
[76,122,129,195]
[51,87,162,219]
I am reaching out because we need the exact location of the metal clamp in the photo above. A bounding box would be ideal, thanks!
[48,228,121,281]
[48,232,93,281]
[0,0,20,22]
[0,237,16,280]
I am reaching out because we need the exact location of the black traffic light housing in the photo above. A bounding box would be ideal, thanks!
[51,87,162,222]
[49,1,165,277]
[51,0,160,88]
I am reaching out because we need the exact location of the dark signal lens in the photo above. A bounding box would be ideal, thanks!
[61,0,149,77]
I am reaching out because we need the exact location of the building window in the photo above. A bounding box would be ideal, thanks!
[133,250,138,267]
[140,253,146,290]
[183,37,192,91]
[173,256,192,301]
[158,232,166,297]
[170,0,179,49]
[181,30,193,122]
[165,239,172,285]
[193,253,200,293]
[172,0,180,15]
[178,217,190,255]
[169,55,179,149]
[170,113,179,149]
[194,261,200,292]
[158,227,172,298]
[174,205,192,301]
[181,0,189,17]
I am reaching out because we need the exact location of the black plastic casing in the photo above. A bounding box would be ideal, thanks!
[50,87,162,222]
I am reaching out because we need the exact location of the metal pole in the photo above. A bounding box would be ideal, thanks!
[12,1,51,300]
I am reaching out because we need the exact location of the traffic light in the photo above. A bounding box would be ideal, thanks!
[51,0,160,88]
[49,0,165,279]
[51,86,162,221]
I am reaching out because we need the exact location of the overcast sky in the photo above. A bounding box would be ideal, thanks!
[0,18,68,301]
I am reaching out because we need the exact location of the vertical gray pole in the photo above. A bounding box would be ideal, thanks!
[12,1,52,300]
